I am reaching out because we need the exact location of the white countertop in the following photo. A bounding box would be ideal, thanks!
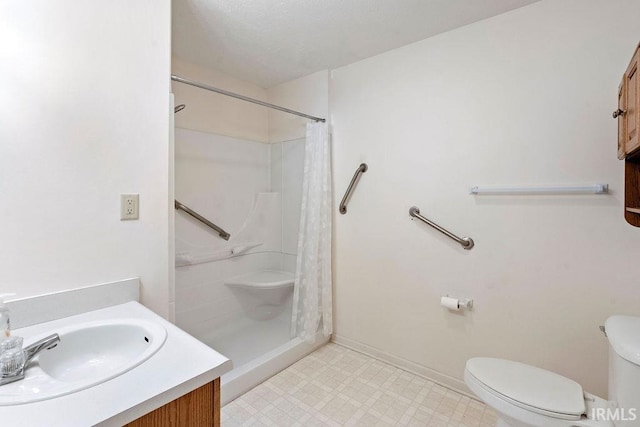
[0,301,232,426]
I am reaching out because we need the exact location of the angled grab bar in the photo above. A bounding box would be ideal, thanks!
[339,163,368,214]
[175,200,231,241]
[409,206,474,250]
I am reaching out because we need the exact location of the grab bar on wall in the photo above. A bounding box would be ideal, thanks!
[175,200,231,241]
[409,206,474,250]
[339,163,368,214]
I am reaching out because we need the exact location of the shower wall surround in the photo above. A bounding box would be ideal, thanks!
[174,128,305,345]
[271,140,306,271]
[330,0,640,399]
[171,66,330,398]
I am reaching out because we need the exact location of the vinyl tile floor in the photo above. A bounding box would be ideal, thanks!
[222,343,497,426]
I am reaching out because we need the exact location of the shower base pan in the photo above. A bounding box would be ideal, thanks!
[221,331,328,405]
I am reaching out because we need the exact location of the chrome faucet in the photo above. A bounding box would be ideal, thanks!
[23,333,60,363]
[0,333,60,386]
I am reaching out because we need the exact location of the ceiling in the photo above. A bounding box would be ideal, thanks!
[172,0,541,88]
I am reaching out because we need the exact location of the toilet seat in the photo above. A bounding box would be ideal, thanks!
[465,358,585,421]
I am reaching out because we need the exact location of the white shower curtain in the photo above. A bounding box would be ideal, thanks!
[292,121,332,343]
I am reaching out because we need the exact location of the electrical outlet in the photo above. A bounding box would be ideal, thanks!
[120,194,139,220]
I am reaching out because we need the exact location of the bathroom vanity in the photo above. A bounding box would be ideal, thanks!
[0,280,232,427]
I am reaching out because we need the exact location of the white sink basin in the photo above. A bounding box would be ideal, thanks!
[0,319,166,405]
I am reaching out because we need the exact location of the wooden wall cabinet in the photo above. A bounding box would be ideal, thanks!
[617,44,639,159]
[618,43,640,227]
[625,157,640,226]
[125,379,221,427]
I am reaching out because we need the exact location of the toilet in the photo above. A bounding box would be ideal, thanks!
[465,315,640,427]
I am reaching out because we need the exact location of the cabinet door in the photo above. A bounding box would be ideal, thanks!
[125,380,220,427]
[624,47,639,156]
[618,78,627,159]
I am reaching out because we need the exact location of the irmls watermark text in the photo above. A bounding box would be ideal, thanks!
[591,408,637,421]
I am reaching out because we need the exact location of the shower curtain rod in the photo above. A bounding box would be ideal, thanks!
[171,74,326,123]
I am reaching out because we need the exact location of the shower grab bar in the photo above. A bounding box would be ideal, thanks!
[339,163,368,214]
[175,200,231,241]
[409,206,474,250]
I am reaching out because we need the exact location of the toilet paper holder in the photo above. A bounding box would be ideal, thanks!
[441,295,473,311]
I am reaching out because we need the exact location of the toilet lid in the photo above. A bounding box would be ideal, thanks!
[466,358,585,417]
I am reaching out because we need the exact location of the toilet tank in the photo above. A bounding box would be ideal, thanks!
[605,315,640,427]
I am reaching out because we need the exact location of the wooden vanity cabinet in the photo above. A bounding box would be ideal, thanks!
[618,43,640,227]
[125,378,220,427]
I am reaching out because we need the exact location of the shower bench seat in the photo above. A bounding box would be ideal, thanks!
[225,270,294,290]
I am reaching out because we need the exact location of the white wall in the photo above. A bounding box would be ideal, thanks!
[0,1,172,317]
[268,70,329,142]
[172,57,269,142]
[331,0,640,398]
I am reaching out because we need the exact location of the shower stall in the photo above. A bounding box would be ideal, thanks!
[172,76,330,404]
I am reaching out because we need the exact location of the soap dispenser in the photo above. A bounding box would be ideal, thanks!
[0,294,27,384]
